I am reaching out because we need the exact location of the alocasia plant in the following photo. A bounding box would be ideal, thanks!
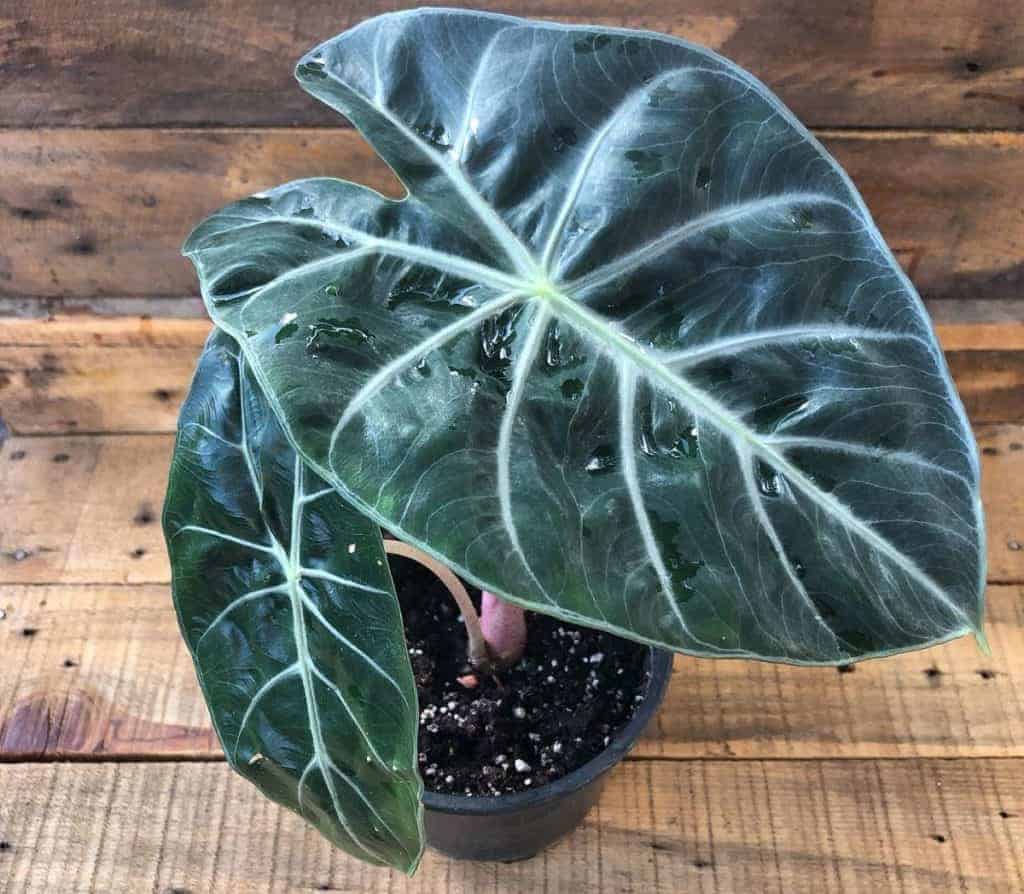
[165,8,986,874]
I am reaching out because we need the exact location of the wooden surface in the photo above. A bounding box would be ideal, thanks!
[2,1,1023,129]
[2,1,1024,891]
[2,129,1023,303]
[1,580,1023,762]
[2,423,1023,585]
[2,760,1022,893]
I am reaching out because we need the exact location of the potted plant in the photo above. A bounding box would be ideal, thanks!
[164,8,985,874]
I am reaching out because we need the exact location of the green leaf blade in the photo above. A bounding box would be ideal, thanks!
[187,10,984,665]
[164,330,423,873]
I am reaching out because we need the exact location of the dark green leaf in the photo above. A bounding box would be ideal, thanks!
[185,10,985,664]
[163,329,423,872]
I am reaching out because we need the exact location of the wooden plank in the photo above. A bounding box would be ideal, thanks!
[0,582,1021,761]
[946,350,1024,428]
[0,129,397,301]
[2,1,1022,129]
[2,314,1024,436]
[1,129,1023,302]
[0,318,208,435]
[0,436,171,585]
[2,423,1022,586]
[0,759,1020,892]
[0,585,215,759]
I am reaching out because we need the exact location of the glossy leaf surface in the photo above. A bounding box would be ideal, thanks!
[186,9,985,664]
[163,329,423,872]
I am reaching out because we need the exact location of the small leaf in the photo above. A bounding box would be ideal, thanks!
[163,330,423,872]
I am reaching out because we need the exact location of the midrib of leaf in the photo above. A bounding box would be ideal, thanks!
[616,364,692,640]
[540,285,975,633]
[321,66,541,281]
[278,455,412,867]
[539,65,698,270]
[222,236,975,640]
[736,440,842,648]
[211,56,979,644]
[495,300,555,605]
[186,364,417,866]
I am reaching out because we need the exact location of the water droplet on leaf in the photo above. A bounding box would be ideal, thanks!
[756,459,782,497]
[708,224,730,245]
[413,121,451,151]
[561,378,584,401]
[275,320,299,344]
[585,444,617,474]
[298,60,327,80]
[675,426,699,458]
[790,206,814,230]
[305,317,373,352]
[552,126,578,153]
[542,322,583,372]
[648,510,705,598]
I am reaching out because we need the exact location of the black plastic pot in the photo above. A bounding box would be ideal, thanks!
[422,646,674,862]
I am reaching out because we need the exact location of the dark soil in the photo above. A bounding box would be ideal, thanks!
[389,552,651,797]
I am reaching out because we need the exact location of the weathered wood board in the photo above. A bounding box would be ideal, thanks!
[2,1,1022,129]
[3,317,1024,439]
[0,582,1021,762]
[0,759,1021,893]
[1,130,1022,303]
[4,423,1022,585]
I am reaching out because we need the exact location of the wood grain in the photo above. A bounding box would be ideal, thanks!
[2,315,1024,438]
[2,423,1023,587]
[1,129,1023,302]
[0,317,208,435]
[0,582,1021,762]
[0,759,1021,893]
[0,436,172,585]
[2,1,1022,130]
[1,4,1020,888]
[0,585,215,759]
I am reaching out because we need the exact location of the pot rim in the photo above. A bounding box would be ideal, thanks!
[421,646,674,816]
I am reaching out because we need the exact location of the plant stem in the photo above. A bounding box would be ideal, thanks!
[383,539,490,668]
[480,591,527,669]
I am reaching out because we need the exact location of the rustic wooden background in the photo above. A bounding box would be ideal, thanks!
[1,2,1023,891]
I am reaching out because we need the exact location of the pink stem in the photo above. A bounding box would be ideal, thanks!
[480,591,527,669]
[384,539,489,667]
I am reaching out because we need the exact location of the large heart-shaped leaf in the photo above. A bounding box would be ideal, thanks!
[163,329,423,872]
[186,9,985,664]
